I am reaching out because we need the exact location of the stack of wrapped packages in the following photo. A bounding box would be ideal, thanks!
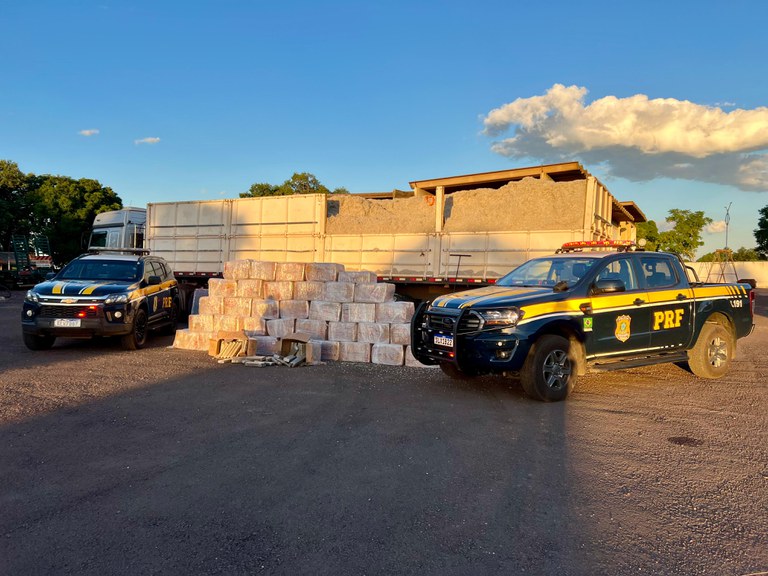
[173,260,427,367]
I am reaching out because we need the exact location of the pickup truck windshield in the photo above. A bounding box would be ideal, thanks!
[497,257,599,287]
[57,260,142,282]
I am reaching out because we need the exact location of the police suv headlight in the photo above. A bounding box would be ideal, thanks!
[478,308,523,327]
[105,293,129,304]
[25,290,40,303]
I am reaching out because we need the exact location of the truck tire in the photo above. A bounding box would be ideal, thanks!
[687,322,733,379]
[121,308,148,350]
[23,333,56,351]
[439,361,478,380]
[520,335,576,402]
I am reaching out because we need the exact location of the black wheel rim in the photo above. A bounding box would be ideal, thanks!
[542,349,571,390]
[136,313,147,344]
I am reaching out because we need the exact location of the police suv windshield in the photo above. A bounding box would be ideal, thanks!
[57,259,142,283]
[497,256,599,287]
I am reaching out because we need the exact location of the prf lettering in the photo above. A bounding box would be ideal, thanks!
[653,309,684,330]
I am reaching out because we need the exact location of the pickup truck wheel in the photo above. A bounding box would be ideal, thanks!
[439,361,478,380]
[121,308,148,350]
[687,322,733,379]
[521,335,576,402]
[23,333,56,351]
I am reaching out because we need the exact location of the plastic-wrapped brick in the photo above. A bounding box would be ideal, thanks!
[376,301,415,324]
[279,300,310,319]
[189,314,215,332]
[224,297,252,317]
[319,340,340,361]
[295,319,328,340]
[263,281,294,301]
[294,281,325,301]
[328,321,357,342]
[267,318,296,338]
[341,302,376,323]
[389,323,411,345]
[219,316,243,332]
[338,270,378,284]
[354,283,395,303]
[276,262,306,281]
[306,263,344,282]
[223,260,252,280]
[323,282,355,303]
[208,278,238,298]
[237,279,264,298]
[309,301,342,322]
[357,322,390,343]
[339,341,371,363]
[371,343,405,366]
[250,261,277,281]
[305,340,323,365]
[173,329,215,351]
[251,299,280,320]
[243,317,266,335]
[198,296,223,316]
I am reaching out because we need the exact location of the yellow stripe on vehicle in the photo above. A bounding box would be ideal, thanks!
[52,282,64,294]
[80,283,106,295]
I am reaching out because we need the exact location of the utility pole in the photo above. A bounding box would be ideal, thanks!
[724,202,732,249]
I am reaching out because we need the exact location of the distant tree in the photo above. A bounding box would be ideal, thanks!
[240,182,280,198]
[656,209,712,261]
[636,220,661,251]
[27,175,122,264]
[0,160,33,251]
[240,172,346,198]
[755,205,768,258]
[698,247,761,262]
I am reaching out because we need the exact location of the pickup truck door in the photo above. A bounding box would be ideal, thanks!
[639,255,695,351]
[586,256,652,358]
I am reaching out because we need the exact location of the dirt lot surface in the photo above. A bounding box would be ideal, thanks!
[1,291,767,575]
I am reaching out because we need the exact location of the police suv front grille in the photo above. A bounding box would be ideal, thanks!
[427,312,483,334]
[40,305,99,319]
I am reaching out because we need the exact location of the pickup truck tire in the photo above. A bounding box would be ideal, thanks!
[687,322,734,379]
[23,333,56,351]
[439,361,478,380]
[121,308,148,350]
[521,335,576,402]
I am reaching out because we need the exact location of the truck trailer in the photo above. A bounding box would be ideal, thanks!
[92,163,646,302]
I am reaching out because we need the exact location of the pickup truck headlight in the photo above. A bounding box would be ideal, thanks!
[477,308,523,327]
[25,290,40,303]
[105,293,129,304]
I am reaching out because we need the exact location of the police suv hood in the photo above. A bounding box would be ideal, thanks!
[33,279,140,298]
[430,285,556,310]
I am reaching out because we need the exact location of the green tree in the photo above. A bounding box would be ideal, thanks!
[240,172,346,198]
[0,160,33,251]
[698,247,761,262]
[636,220,661,251]
[27,175,122,264]
[755,205,768,258]
[656,209,712,261]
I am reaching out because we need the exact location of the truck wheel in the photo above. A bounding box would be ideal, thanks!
[687,322,733,379]
[520,335,576,402]
[23,333,56,351]
[439,361,478,380]
[121,308,148,350]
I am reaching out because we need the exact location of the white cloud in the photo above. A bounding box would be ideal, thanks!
[134,137,160,145]
[482,84,768,191]
[706,220,727,234]
[79,129,99,137]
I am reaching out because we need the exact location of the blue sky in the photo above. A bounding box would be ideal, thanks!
[2,0,767,257]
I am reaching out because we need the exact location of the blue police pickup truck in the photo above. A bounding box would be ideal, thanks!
[21,250,180,351]
[411,241,755,402]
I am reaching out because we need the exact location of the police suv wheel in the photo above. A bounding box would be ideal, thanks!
[23,333,56,351]
[521,335,576,402]
[121,308,148,350]
[687,322,733,379]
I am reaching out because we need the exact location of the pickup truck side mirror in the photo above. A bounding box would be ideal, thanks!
[592,278,625,294]
[148,275,162,286]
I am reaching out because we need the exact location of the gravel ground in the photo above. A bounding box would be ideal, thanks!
[0,291,766,576]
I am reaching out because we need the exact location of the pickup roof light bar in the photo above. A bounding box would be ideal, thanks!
[557,240,637,253]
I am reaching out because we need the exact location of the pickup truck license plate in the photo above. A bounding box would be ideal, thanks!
[54,319,81,328]
[433,334,453,348]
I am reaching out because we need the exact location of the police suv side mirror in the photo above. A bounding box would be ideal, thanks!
[148,275,162,286]
[45,272,56,280]
[592,278,625,294]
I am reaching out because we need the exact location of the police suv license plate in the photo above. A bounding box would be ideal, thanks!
[54,319,81,328]
[433,334,453,348]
